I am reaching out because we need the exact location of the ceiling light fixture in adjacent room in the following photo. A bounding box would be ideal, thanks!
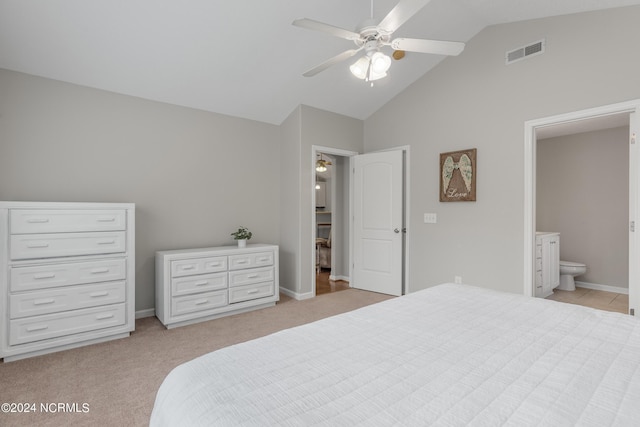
[316,154,328,172]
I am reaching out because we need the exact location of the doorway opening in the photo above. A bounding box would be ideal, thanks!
[524,100,639,316]
[312,146,357,297]
[536,117,629,313]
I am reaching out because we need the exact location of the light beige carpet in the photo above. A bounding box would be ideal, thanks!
[0,289,393,427]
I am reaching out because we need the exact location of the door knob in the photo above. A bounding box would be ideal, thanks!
[394,228,400,233]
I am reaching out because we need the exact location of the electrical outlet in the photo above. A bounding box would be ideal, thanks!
[454,276,462,284]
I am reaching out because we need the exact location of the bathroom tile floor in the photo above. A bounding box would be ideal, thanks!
[546,287,629,314]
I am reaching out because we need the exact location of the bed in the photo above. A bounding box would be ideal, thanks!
[150,283,640,426]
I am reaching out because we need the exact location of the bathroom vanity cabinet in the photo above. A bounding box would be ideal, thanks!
[535,232,560,298]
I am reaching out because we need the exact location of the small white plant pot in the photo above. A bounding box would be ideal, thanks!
[237,239,247,248]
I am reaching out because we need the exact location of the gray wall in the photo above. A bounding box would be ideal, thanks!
[279,106,302,294]
[364,6,640,294]
[299,106,363,297]
[537,126,629,289]
[279,105,362,297]
[0,69,281,311]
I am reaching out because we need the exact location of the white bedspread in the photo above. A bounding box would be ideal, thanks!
[150,284,640,426]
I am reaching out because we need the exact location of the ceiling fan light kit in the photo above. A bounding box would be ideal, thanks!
[293,0,465,84]
[349,51,391,83]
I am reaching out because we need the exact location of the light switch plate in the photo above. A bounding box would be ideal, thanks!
[424,213,437,223]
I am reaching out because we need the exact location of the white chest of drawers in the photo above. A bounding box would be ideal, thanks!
[155,244,279,329]
[0,202,135,361]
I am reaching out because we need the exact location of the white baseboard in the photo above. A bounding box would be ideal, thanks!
[329,274,350,282]
[135,308,156,319]
[575,281,629,295]
[279,287,315,300]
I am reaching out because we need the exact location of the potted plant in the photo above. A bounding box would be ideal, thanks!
[231,226,252,248]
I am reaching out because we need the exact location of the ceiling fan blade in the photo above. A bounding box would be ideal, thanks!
[302,49,361,77]
[390,38,465,56]
[378,0,432,34]
[292,18,361,41]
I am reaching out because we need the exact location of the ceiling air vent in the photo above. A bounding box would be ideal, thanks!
[505,39,545,65]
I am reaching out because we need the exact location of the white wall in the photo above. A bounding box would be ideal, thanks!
[364,6,640,294]
[0,69,281,311]
[537,126,629,289]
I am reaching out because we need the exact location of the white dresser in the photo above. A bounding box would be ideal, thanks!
[0,201,135,361]
[155,244,279,329]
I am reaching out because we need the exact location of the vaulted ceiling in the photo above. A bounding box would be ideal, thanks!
[2,0,639,125]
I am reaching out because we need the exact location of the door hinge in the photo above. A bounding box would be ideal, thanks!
[632,132,636,145]
[631,308,635,316]
[631,221,636,232]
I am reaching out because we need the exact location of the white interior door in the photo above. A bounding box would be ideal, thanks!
[352,150,403,296]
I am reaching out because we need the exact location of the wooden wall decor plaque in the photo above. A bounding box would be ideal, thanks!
[440,148,477,202]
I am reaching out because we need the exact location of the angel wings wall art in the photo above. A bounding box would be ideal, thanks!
[440,148,476,202]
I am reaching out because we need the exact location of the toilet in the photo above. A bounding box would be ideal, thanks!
[558,260,587,291]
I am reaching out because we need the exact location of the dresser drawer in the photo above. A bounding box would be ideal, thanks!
[171,290,228,316]
[228,266,274,288]
[10,259,126,292]
[228,251,274,270]
[172,272,227,297]
[10,281,126,319]
[171,256,227,278]
[10,209,126,234]
[229,282,274,304]
[10,232,126,260]
[9,303,126,346]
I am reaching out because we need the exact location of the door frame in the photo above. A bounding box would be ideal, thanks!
[523,99,640,316]
[311,146,359,297]
[310,145,411,297]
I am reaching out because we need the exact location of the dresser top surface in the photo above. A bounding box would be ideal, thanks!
[0,201,135,210]
[156,244,278,257]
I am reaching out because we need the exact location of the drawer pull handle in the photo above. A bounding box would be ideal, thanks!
[97,240,116,245]
[236,260,248,264]
[34,273,56,280]
[208,262,220,267]
[90,291,109,298]
[26,325,49,332]
[195,299,209,305]
[194,281,209,286]
[90,268,110,274]
[258,258,270,262]
[33,298,56,306]
[247,274,259,279]
[247,289,259,294]
[180,265,195,270]
[27,243,49,248]
[97,217,116,222]
[27,218,50,223]
[96,313,115,320]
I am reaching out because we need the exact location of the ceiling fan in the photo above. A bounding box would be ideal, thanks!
[316,154,332,172]
[293,0,465,83]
